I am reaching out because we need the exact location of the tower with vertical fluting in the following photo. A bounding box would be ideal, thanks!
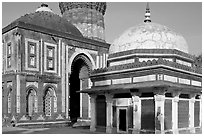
[59,2,106,42]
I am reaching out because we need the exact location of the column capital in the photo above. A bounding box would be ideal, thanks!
[130,92,142,97]
[105,93,113,103]
[132,95,140,102]
[89,93,97,103]
[153,87,168,95]
[190,94,196,103]
[189,93,196,99]
[173,97,179,102]
[154,94,165,102]
[172,90,181,97]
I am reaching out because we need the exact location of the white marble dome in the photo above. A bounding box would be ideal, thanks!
[109,22,188,54]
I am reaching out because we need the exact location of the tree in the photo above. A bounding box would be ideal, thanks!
[194,54,202,68]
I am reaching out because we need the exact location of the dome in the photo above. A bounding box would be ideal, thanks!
[109,22,188,54]
[12,4,83,37]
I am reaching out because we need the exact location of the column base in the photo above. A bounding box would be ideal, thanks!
[155,130,165,134]
[132,129,140,134]
[106,126,113,133]
[189,127,196,133]
[90,126,96,132]
[172,129,179,134]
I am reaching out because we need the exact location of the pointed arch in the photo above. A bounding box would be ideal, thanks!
[7,87,12,114]
[25,86,38,117]
[71,53,93,76]
[69,50,96,73]
[43,85,57,116]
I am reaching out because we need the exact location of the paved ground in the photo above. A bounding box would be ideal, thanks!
[2,126,202,134]
[2,126,105,134]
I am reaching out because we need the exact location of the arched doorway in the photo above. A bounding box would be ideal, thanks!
[69,54,92,122]
[26,89,37,117]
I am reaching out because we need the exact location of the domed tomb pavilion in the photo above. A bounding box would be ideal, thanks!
[80,3,202,134]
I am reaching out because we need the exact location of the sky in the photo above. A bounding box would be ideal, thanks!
[2,1,202,55]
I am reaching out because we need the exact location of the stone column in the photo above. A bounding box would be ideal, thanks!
[189,94,196,133]
[131,92,141,134]
[199,95,202,127]
[65,45,69,119]
[89,94,97,132]
[105,93,113,133]
[154,93,165,134]
[172,91,180,134]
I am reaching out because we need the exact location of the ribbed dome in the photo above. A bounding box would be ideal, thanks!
[13,10,83,37]
[109,22,188,54]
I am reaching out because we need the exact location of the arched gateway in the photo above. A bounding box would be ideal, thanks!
[69,54,92,122]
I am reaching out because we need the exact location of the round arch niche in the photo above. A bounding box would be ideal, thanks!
[69,54,92,122]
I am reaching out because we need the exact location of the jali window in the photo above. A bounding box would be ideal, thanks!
[43,87,57,116]
[7,89,12,113]
[44,91,52,116]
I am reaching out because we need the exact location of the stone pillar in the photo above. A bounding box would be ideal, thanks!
[105,93,113,133]
[89,94,97,132]
[131,92,141,134]
[199,95,202,127]
[172,91,180,134]
[65,45,70,119]
[189,94,196,133]
[16,75,20,114]
[154,93,165,134]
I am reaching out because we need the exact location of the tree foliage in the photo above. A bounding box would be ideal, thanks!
[194,54,202,68]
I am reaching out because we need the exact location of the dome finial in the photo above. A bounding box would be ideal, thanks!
[144,2,151,23]
[36,3,53,13]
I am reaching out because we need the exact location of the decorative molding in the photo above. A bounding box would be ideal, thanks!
[11,116,16,121]
[75,47,98,55]
[69,49,96,73]
[95,80,111,86]
[3,115,9,119]
[37,115,45,120]
[112,77,131,85]
[178,78,190,85]
[176,59,191,67]
[157,74,163,80]
[26,81,38,88]
[56,114,64,120]
[92,58,201,76]
[110,59,134,67]
[88,78,92,89]
[191,80,201,87]
[108,49,195,60]
[7,81,12,88]
[19,115,28,121]
[164,75,177,83]
[43,83,57,89]
[133,75,156,83]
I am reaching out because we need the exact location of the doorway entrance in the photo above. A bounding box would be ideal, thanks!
[69,54,91,123]
[117,107,128,133]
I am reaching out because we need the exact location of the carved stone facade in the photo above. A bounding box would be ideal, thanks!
[2,3,109,127]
